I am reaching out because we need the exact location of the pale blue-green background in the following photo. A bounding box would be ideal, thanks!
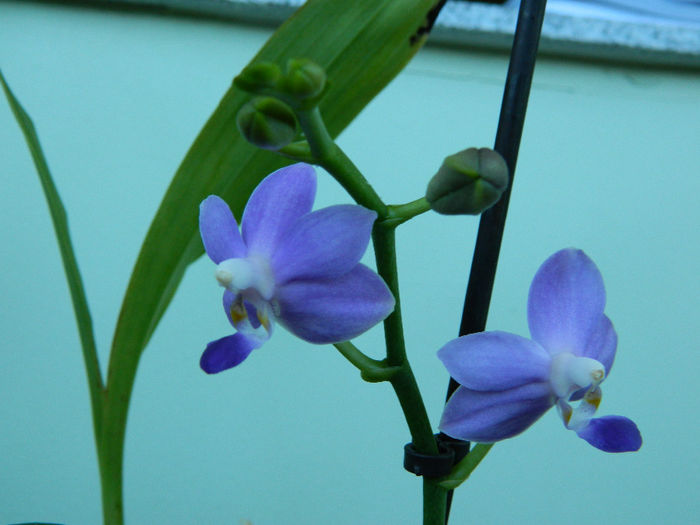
[1,2,698,524]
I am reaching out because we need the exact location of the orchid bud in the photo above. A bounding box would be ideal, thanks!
[236,97,297,150]
[280,58,327,101]
[426,147,508,215]
[234,62,282,94]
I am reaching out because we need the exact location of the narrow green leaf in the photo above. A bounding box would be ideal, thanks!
[99,1,444,518]
[1,70,104,437]
[438,443,494,490]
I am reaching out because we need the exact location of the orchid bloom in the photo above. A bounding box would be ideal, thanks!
[198,163,395,373]
[438,249,641,452]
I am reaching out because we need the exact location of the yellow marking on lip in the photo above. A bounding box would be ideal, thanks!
[560,403,573,425]
[585,388,602,409]
[586,396,602,410]
[257,310,271,332]
[230,305,247,324]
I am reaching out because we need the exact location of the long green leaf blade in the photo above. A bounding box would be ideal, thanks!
[1,70,104,437]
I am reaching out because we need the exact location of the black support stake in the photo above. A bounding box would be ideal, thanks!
[443,0,548,522]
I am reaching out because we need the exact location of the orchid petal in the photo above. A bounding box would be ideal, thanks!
[271,205,377,284]
[440,383,554,443]
[528,249,606,356]
[437,331,551,391]
[199,196,246,263]
[200,333,259,374]
[582,314,617,376]
[576,415,642,452]
[241,163,316,258]
[276,264,394,343]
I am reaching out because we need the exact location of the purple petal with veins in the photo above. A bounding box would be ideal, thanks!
[582,314,617,376]
[199,195,246,263]
[271,204,376,284]
[440,383,554,443]
[438,331,551,391]
[241,163,316,258]
[528,248,606,356]
[276,264,395,344]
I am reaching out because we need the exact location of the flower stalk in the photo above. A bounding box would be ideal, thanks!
[385,197,432,226]
[333,341,400,382]
[373,219,444,525]
[297,107,387,216]
[297,98,444,521]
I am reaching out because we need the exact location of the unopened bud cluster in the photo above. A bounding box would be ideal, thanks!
[235,58,327,108]
[234,58,328,149]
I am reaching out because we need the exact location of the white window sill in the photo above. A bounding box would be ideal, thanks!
[103,0,700,68]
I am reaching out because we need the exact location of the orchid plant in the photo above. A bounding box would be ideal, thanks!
[2,0,641,524]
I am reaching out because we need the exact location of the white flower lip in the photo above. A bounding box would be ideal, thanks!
[549,352,606,400]
[215,257,274,300]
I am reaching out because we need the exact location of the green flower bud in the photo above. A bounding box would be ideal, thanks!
[426,147,509,215]
[234,62,282,94]
[236,97,297,150]
[280,58,327,101]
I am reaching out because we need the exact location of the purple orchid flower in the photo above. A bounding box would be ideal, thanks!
[438,249,641,453]
[198,163,395,373]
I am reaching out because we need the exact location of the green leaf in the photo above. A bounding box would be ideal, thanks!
[0,70,103,437]
[437,443,494,490]
[99,0,444,518]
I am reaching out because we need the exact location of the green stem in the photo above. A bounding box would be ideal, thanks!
[333,341,400,382]
[372,223,437,455]
[298,102,441,522]
[389,366,437,455]
[423,478,448,525]
[386,197,431,226]
[297,107,387,216]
